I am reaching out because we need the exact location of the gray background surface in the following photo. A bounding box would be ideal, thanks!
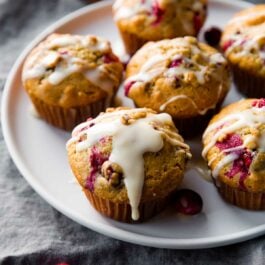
[0,0,264,264]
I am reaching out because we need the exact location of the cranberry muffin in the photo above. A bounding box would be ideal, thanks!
[125,37,231,137]
[113,0,207,55]
[22,33,123,130]
[202,99,265,210]
[221,5,265,97]
[67,107,191,222]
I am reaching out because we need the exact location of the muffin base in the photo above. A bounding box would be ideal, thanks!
[233,65,265,98]
[83,188,173,223]
[172,102,223,139]
[217,182,265,210]
[29,95,108,131]
[118,29,148,56]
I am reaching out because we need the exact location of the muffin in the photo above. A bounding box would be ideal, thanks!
[202,99,265,210]
[67,107,191,222]
[124,36,231,137]
[113,0,207,55]
[221,5,265,97]
[22,33,123,131]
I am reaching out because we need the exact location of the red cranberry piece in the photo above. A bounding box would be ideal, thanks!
[226,149,254,190]
[216,134,243,151]
[222,40,235,52]
[79,125,90,133]
[89,123,95,128]
[169,58,183,68]
[240,39,247,47]
[193,12,203,35]
[59,50,68,55]
[174,189,203,215]
[103,54,119,64]
[204,27,222,47]
[252,98,265,108]
[124,81,136,96]
[243,152,252,167]
[151,0,164,25]
[87,146,109,191]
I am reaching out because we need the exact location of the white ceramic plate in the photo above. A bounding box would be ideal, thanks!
[3,0,265,249]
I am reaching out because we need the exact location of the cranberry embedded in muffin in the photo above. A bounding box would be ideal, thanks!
[124,36,231,137]
[221,5,265,97]
[22,33,123,130]
[67,107,191,222]
[202,99,265,210]
[113,0,208,55]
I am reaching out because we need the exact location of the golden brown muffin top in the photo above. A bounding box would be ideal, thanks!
[221,5,265,77]
[67,107,191,220]
[22,33,123,108]
[125,37,230,119]
[113,0,207,39]
[202,99,265,192]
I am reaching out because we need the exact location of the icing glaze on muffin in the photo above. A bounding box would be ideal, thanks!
[67,107,191,220]
[23,33,123,107]
[202,99,265,191]
[125,37,230,118]
[221,5,265,76]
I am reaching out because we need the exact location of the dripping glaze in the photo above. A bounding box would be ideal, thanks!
[68,108,191,220]
[202,102,265,180]
[22,34,118,103]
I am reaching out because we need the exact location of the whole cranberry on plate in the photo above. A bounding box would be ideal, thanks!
[174,189,203,215]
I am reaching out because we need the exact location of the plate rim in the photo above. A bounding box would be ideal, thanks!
[2,0,264,249]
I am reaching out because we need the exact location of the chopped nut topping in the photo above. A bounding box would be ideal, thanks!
[121,111,147,125]
[101,161,123,187]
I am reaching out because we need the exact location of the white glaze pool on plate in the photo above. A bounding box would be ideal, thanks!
[3,0,265,249]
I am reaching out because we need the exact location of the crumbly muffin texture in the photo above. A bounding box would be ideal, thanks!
[202,99,265,192]
[221,5,265,77]
[125,37,230,118]
[113,0,207,40]
[67,107,191,219]
[22,33,123,108]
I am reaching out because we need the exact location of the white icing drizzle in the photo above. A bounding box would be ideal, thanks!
[159,82,223,114]
[160,95,206,114]
[23,34,117,102]
[202,102,265,179]
[178,1,205,34]
[224,9,265,62]
[68,108,190,220]
[165,58,207,84]
[212,153,238,179]
[126,55,166,83]
[47,55,82,85]
[225,34,265,61]
[192,1,204,11]
[85,65,116,105]
[207,134,255,170]
[130,40,225,82]
[113,0,153,21]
